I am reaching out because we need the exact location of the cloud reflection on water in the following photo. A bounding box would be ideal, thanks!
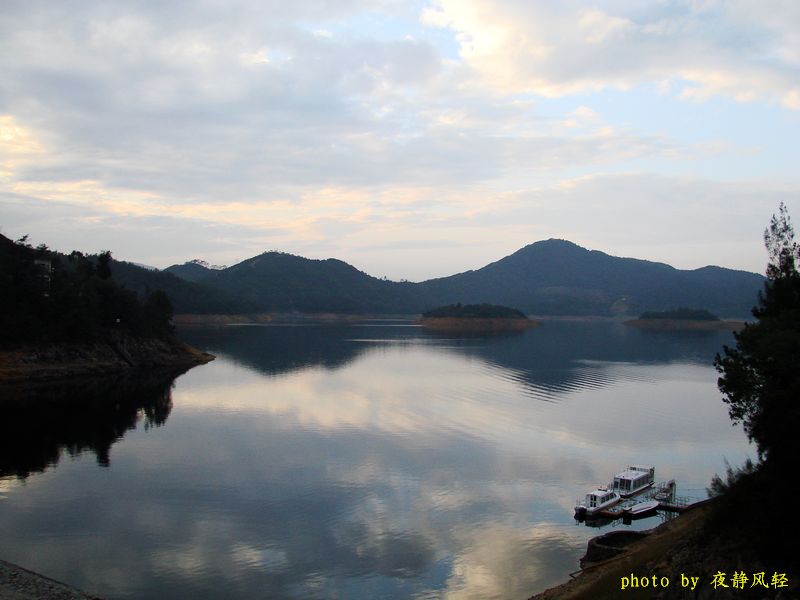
[0,322,751,599]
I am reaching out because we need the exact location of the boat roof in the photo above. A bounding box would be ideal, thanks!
[614,467,653,480]
[587,488,617,497]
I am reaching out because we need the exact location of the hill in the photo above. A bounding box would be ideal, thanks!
[195,251,422,314]
[164,259,217,282]
[421,303,528,319]
[418,239,763,318]
[0,234,213,381]
[137,240,765,318]
[112,260,256,314]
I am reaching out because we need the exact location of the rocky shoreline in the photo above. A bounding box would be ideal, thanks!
[529,500,797,599]
[0,332,213,384]
[0,559,103,600]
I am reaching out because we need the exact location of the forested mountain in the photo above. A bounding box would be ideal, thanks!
[164,260,217,282]
[418,239,764,317]
[111,260,256,314]
[0,234,174,343]
[91,239,765,318]
[185,251,422,314]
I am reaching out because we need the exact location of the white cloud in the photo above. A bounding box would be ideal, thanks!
[421,0,800,108]
[0,0,797,279]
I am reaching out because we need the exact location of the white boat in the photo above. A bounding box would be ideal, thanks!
[623,499,659,516]
[575,488,621,517]
[612,465,655,497]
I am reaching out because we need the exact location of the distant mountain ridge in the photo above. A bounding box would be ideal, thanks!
[164,260,217,282]
[418,239,763,317]
[189,251,421,314]
[150,239,763,318]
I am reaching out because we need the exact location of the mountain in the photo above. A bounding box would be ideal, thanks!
[418,239,764,317]
[155,240,765,318]
[164,260,217,282]
[111,260,257,314]
[192,251,422,314]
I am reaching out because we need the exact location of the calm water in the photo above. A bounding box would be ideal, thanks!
[0,321,751,599]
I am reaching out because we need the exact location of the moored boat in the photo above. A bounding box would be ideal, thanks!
[612,465,655,497]
[574,488,621,518]
[623,499,659,516]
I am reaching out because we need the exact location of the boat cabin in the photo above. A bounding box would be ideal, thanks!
[584,489,620,512]
[612,465,655,496]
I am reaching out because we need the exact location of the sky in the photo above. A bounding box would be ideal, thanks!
[1,0,799,281]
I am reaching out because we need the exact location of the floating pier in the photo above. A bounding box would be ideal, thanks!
[592,480,695,518]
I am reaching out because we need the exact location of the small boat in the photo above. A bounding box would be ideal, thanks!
[612,465,655,497]
[623,499,659,516]
[574,488,621,517]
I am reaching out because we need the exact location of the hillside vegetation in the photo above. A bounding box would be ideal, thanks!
[120,239,762,317]
[0,234,172,343]
[0,234,213,382]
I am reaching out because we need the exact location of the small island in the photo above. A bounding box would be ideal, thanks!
[418,303,538,332]
[624,307,743,331]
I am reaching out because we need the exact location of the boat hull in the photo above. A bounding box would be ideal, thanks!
[623,500,659,516]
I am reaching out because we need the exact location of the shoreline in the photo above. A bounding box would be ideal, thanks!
[624,318,745,331]
[0,335,214,384]
[529,504,713,600]
[529,498,796,599]
[417,316,538,332]
[0,559,103,600]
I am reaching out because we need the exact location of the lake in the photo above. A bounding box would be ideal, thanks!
[0,321,752,599]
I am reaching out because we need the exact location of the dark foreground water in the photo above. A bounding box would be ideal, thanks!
[0,321,751,599]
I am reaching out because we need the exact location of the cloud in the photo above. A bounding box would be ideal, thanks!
[0,0,797,280]
[0,0,716,204]
[5,171,797,280]
[0,1,445,194]
[421,0,800,108]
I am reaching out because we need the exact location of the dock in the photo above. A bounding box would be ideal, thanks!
[593,480,695,518]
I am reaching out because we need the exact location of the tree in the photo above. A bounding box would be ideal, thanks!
[714,203,800,467]
[96,250,112,280]
[144,289,174,336]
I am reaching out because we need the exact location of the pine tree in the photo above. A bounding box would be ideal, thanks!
[715,203,800,467]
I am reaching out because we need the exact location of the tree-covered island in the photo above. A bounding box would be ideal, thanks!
[625,307,743,331]
[0,234,213,383]
[418,303,537,332]
[639,307,720,320]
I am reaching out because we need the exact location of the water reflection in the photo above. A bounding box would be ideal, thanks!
[0,322,751,600]
[0,370,179,478]
[177,324,373,375]
[178,320,734,402]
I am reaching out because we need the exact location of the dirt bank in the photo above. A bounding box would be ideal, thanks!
[624,318,745,331]
[530,501,797,599]
[418,317,538,332]
[0,332,213,384]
